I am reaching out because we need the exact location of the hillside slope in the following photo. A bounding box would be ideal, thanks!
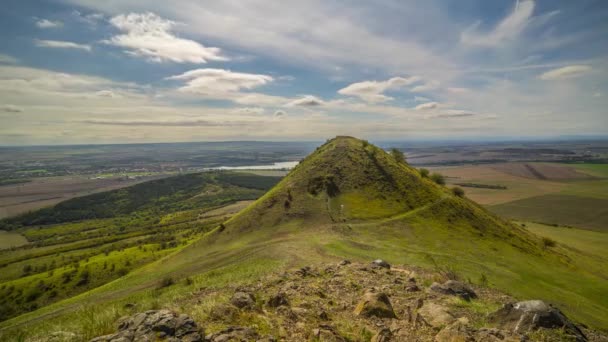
[1,137,607,340]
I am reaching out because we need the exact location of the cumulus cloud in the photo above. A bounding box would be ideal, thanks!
[1,104,23,113]
[36,19,63,29]
[539,65,592,80]
[167,68,273,96]
[415,102,439,110]
[461,0,535,46]
[35,40,92,52]
[72,11,105,26]
[106,12,227,63]
[411,80,440,93]
[286,95,325,107]
[338,76,420,102]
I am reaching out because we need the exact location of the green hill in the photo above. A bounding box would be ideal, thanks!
[1,136,607,340]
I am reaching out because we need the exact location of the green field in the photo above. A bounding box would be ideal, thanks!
[521,221,608,260]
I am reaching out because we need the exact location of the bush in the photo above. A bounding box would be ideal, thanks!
[430,173,445,185]
[542,237,556,248]
[159,276,174,288]
[390,148,406,164]
[419,168,429,178]
[452,187,465,197]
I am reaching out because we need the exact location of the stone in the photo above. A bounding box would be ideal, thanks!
[230,291,256,309]
[339,260,351,266]
[354,290,397,318]
[418,302,456,327]
[311,324,346,342]
[205,326,260,342]
[430,280,477,301]
[89,309,203,342]
[434,322,475,342]
[371,259,391,269]
[371,327,392,342]
[266,292,290,308]
[488,300,586,341]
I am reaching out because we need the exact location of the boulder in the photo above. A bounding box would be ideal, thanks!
[418,302,456,327]
[434,322,474,342]
[338,260,351,266]
[488,300,586,341]
[354,290,397,318]
[230,291,256,309]
[430,280,477,301]
[90,309,203,342]
[371,259,391,269]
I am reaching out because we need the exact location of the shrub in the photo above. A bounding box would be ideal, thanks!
[430,173,445,185]
[390,148,406,164]
[419,168,429,178]
[542,237,556,248]
[159,276,175,288]
[452,187,465,197]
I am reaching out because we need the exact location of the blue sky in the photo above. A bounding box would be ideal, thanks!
[0,0,607,144]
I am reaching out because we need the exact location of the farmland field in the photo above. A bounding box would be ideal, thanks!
[521,221,608,260]
[0,230,28,249]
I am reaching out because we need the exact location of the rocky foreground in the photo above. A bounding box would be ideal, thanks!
[91,260,604,341]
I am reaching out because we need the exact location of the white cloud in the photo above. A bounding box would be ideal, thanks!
[1,104,23,113]
[539,65,592,80]
[0,54,18,64]
[338,76,420,103]
[106,12,227,63]
[36,19,63,29]
[72,10,105,25]
[286,95,325,107]
[35,40,92,52]
[274,110,286,118]
[234,93,286,106]
[233,107,265,114]
[414,96,430,102]
[167,69,273,96]
[415,102,439,110]
[447,87,470,94]
[593,92,602,98]
[411,80,440,93]
[461,0,535,47]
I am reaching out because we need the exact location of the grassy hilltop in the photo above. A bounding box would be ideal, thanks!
[1,136,607,340]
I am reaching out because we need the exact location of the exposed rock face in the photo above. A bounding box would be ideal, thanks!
[90,309,203,342]
[230,291,256,309]
[353,289,397,318]
[371,259,391,269]
[489,300,587,341]
[430,280,477,301]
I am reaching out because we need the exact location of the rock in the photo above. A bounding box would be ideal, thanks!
[488,300,587,341]
[371,327,392,342]
[205,326,260,342]
[276,305,297,320]
[90,309,203,342]
[208,303,239,321]
[430,280,477,301]
[418,302,456,327]
[339,260,351,266]
[230,291,256,309]
[371,259,391,269]
[311,324,346,342]
[434,322,475,342]
[295,266,314,277]
[266,292,290,308]
[319,310,330,321]
[354,290,397,318]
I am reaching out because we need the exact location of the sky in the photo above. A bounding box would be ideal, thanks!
[0,0,607,145]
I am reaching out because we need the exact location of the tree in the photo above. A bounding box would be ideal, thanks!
[419,168,429,178]
[452,186,465,197]
[390,148,406,164]
[430,173,445,185]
